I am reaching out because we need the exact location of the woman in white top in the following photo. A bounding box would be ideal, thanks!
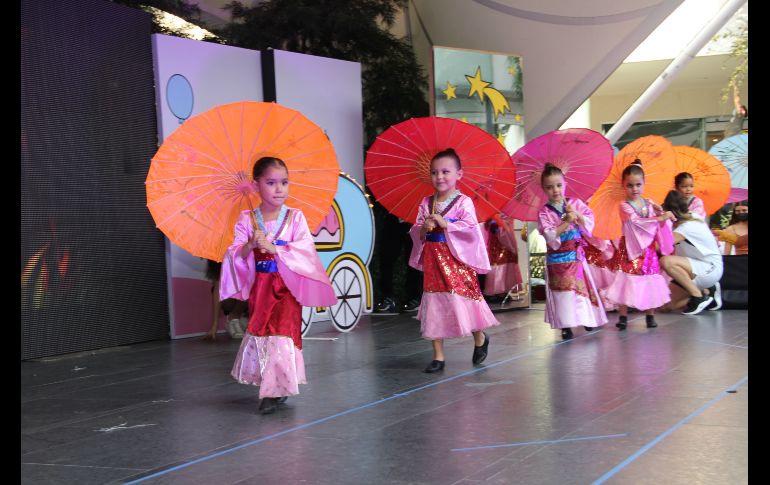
[659,190,723,315]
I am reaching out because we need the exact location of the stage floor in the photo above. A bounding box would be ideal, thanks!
[21,304,747,484]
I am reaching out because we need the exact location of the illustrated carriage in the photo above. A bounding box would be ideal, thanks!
[302,173,375,335]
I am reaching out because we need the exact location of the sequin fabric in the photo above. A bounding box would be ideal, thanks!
[423,234,483,300]
[487,231,517,265]
[583,242,611,269]
[607,236,660,275]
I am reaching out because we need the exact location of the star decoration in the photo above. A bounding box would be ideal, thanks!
[442,81,457,100]
[465,67,491,103]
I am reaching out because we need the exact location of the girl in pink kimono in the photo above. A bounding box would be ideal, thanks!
[220,157,337,415]
[604,161,676,330]
[537,164,608,340]
[482,215,523,298]
[674,172,707,221]
[409,149,500,373]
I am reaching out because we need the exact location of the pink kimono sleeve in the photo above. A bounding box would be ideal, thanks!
[537,206,563,251]
[274,210,338,307]
[690,196,707,221]
[573,199,613,258]
[620,201,674,260]
[408,198,430,271]
[219,211,256,301]
[444,196,491,274]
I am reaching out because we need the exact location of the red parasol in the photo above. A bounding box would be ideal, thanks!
[364,117,515,223]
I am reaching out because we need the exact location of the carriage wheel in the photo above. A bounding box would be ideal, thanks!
[301,306,314,336]
[329,264,363,332]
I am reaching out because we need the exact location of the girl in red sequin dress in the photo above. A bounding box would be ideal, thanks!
[604,161,676,330]
[408,149,500,373]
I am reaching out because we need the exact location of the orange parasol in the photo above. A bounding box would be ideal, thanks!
[146,101,339,262]
[589,135,676,240]
[672,146,730,215]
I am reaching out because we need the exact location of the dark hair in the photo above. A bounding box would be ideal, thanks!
[252,156,288,180]
[674,172,693,187]
[431,148,462,169]
[729,199,749,225]
[621,159,645,180]
[540,163,564,186]
[662,190,697,224]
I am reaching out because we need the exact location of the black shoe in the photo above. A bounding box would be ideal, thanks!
[259,397,278,415]
[645,315,658,328]
[561,328,574,340]
[472,333,490,364]
[583,326,595,332]
[706,283,722,311]
[682,294,714,315]
[616,316,628,330]
[424,360,445,373]
[276,396,288,404]
[374,297,398,315]
[402,298,421,313]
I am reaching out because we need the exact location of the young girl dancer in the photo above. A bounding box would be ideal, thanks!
[482,215,523,300]
[219,157,337,414]
[674,172,707,221]
[604,161,675,329]
[537,163,608,339]
[409,149,499,373]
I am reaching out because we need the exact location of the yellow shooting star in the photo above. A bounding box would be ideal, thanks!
[482,87,511,121]
[465,67,490,103]
[442,81,457,100]
[514,114,522,123]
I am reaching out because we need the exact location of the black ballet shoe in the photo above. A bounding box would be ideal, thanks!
[561,328,574,340]
[276,396,288,404]
[616,316,628,330]
[583,326,595,332]
[646,315,658,328]
[424,360,445,373]
[258,397,279,415]
[472,333,490,365]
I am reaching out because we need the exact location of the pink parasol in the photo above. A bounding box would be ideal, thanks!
[501,128,613,221]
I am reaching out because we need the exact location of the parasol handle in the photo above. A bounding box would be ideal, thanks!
[245,197,266,254]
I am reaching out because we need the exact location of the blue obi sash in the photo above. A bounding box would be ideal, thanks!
[255,260,278,273]
[559,229,581,242]
[546,251,579,264]
[254,239,286,273]
[426,232,447,242]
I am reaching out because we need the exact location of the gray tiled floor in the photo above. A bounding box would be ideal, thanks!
[21,304,748,484]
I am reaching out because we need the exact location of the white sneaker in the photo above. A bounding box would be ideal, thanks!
[708,282,723,311]
[239,316,250,334]
[227,318,243,338]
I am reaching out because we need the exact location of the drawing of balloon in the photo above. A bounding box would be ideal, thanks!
[166,74,194,124]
